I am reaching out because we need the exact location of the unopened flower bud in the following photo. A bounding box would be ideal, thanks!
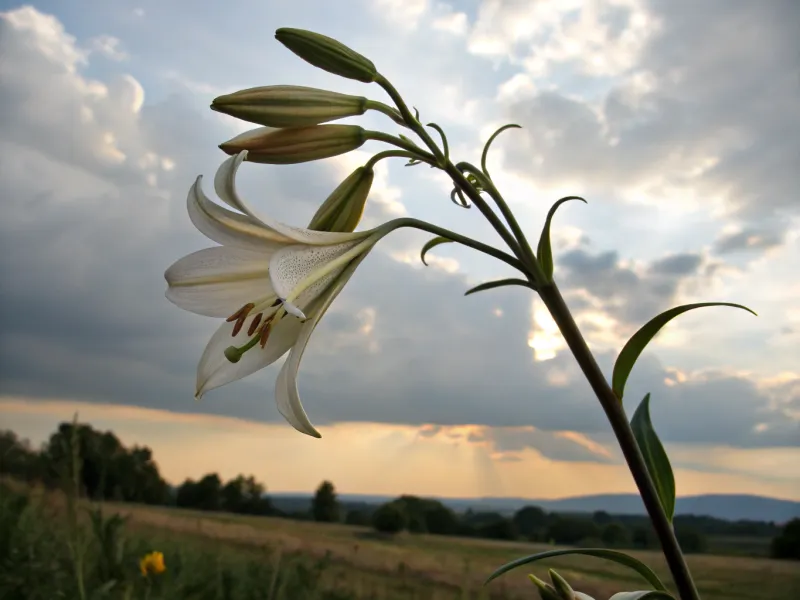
[275,28,377,83]
[211,86,370,128]
[219,125,367,164]
[549,570,577,599]
[528,575,562,600]
[308,166,374,233]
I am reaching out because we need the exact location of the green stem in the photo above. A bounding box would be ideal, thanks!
[364,99,407,128]
[363,130,437,163]
[374,74,526,266]
[455,162,540,278]
[537,282,701,600]
[391,217,527,273]
[365,150,435,170]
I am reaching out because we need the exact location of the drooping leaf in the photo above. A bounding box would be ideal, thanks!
[485,548,668,591]
[611,302,757,400]
[481,123,521,178]
[536,196,587,282]
[609,592,675,600]
[464,278,533,296]
[420,237,453,266]
[631,393,676,521]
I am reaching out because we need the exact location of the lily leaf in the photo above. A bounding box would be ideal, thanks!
[485,548,668,591]
[464,278,533,296]
[610,592,675,600]
[612,302,757,401]
[420,236,453,266]
[631,393,675,521]
[536,196,586,282]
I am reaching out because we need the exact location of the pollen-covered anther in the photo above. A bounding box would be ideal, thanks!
[225,302,255,323]
[227,303,255,337]
[247,313,263,336]
[259,322,272,348]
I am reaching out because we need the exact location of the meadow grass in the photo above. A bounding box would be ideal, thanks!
[3,482,796,600]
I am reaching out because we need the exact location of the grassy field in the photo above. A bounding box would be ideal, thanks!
[2,484,798,599]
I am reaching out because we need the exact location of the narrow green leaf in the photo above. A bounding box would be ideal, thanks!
[485,548,668,591]
[464,278,533,296]
[610,592,675,600]
[631,393,676,521]
[480,123,521,178]
[612,302,757,400]
[536,196,587,282]
[420,236,453,266]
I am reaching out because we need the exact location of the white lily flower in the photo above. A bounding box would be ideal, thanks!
[165,150,386,437]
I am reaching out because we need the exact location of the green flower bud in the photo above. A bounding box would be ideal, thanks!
[211,86,370,128]
[550,569,574,599]
[307,166,374,233]
[528,575,562,600]
[275,28,377,83]
[219,125,367,164]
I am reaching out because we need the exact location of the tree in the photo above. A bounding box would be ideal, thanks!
[592,510,613,525]
[631,525,657,549]
[601,522,631,548]
[372,502,407,534]
[546,517,600,545]
[676,527,707,554]
[513,505,548,540]
[312,480,340,523]
[221,475,272,515]
[770,518,800,560]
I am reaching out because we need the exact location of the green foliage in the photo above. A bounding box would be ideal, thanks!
[0,483,354,600]
[612,303,756,401]
[371,502,407,534]
[513,505,549,540]
[419,236,452,266]
[602,523,632,548]
[312,480,341,523]
[536,196,587,282]
[631,394,676,521]
[546,517,601,545]
[463,277,532,296]
[770,518,800,560]
[485,547,669,591]
[675,528,708,555]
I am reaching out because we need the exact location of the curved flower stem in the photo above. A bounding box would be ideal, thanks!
[374,75,527,265]
[390,217,527,273]
[537,282,701,600]
[454,161,539,276]
[365,150,436,170]
[364,130,437,163]
[364,99,407,127]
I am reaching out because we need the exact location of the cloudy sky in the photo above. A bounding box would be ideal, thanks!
[1,0,798,501]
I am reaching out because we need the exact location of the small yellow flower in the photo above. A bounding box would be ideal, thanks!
[139,551,166,577]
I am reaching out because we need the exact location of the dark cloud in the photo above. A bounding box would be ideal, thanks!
[557,247,705,328]
[713,227,787,255]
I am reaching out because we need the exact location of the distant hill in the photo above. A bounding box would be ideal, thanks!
[270,492,800,523]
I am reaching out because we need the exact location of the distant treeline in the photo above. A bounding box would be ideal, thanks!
[1,422,798,561]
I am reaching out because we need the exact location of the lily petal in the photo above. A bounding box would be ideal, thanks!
[195,312,302,398]
[188,175,291,250]
[214,152,372,245]
[268,240,362,301]
[274,253,369,437]
[164,246,274,318]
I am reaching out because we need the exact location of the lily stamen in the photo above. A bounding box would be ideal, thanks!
[247,313,263,336]
[259,322,272,348]
[225,302,255,323]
